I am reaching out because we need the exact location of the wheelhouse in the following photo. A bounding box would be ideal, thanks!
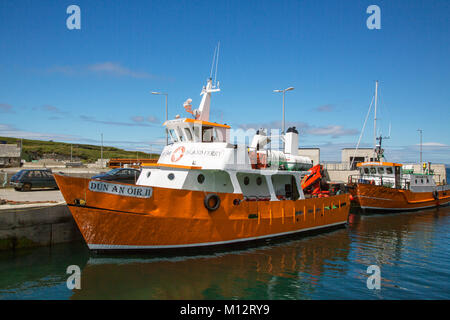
[165,118,230,144]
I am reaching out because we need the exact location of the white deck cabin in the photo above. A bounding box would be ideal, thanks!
[136,78,312,201]
[356,161,438,192]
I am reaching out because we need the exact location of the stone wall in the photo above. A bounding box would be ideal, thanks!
[0,203,82,251]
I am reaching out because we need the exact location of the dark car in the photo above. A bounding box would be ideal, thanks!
[10,169,58,191]
[91,168,141,184]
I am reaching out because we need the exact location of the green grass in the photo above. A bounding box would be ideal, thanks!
[0,136,159,163]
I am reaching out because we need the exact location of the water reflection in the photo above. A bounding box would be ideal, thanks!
[71,229,352,300]
[0,205,449,299]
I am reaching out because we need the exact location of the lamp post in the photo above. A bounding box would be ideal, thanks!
[100,133,103,167]
[273,86,294,149]
[151,91,168,145]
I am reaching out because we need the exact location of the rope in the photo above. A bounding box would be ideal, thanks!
[350,95,375,170]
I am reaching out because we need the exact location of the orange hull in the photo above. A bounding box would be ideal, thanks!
[54,174,350,250]
[349,183,450,212]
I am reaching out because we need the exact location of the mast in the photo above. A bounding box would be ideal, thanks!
[417,129,423,171]
[373,80,378,152]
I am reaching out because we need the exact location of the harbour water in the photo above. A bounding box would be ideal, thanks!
[1,204,449,300]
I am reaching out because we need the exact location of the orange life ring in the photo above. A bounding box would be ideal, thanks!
[171,146,185,162]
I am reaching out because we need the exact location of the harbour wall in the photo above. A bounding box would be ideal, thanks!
[0,203,82,251]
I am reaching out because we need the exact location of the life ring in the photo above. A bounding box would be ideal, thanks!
[171,146,185,162]
[204,193,221,211]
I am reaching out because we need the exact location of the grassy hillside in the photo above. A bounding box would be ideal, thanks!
[0,136,159,163]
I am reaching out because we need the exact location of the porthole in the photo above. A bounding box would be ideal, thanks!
[146,171,151,178]
[244,176,250,185]
[168,173,175,180]
[256,177,262,185]
[197,174,205,184]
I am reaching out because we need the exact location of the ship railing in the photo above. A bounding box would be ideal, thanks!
[347,174,411,190]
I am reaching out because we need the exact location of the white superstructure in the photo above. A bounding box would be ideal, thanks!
[137,78,313,201]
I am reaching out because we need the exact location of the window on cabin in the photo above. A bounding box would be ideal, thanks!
[378,167,385,174]
[168,129,178,143]
[370,167,377,174]
[202,127,214,142]
[386,167,393,174]
[213,128,226,142]
[184,128,193,141]
[364,168,369,174]
[193,126,201,141]
[177,128,185,141]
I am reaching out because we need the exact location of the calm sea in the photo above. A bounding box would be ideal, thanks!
[1,201,449,300]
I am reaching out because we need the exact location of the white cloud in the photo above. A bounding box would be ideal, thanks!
[238,121,358,138]
[47,62,154,79]
[0,124,87,142]
[87,62,152,79]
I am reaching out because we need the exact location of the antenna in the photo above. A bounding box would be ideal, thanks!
[373,80,378,150]
[209,45,217,80]
[214,41,220,87]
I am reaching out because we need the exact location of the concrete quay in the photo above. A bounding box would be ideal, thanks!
[0,188,82,251]
[0,202,82,251]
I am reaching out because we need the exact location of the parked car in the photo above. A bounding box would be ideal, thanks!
[91,168,141,184]
[10,169,58,191]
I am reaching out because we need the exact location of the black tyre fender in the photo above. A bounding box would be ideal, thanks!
[432,190,439,200]
[204,193,221,211]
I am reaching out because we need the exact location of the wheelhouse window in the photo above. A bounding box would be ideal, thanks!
[202,126,227,142]
[378,167,385,174]
[386,167,393,174]
[369,167,377,174]
[184,128,193,141]
[202,127,214,142]
[168,129,178,143]
[193,126,201,141]
[177,128,185,142]
[364,168,369,174]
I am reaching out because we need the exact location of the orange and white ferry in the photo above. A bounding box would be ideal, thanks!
[348,161,450,212]
[348,81,450,212]
[54,77,350,252]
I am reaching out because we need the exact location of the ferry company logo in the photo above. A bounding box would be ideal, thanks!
[171,146,186,162]
[89,181,153,198]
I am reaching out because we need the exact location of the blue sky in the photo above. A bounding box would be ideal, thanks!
[0,0,449,163]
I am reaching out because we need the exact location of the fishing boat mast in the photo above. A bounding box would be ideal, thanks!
[373,80,378,157]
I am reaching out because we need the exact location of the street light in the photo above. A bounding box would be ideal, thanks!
[151,91,168,145]
[273,86,294,148]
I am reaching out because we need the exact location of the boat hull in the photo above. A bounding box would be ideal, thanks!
[348,183,450,212]
[54,174,350,251]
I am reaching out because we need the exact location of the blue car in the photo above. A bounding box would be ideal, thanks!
[91,168,141,184]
